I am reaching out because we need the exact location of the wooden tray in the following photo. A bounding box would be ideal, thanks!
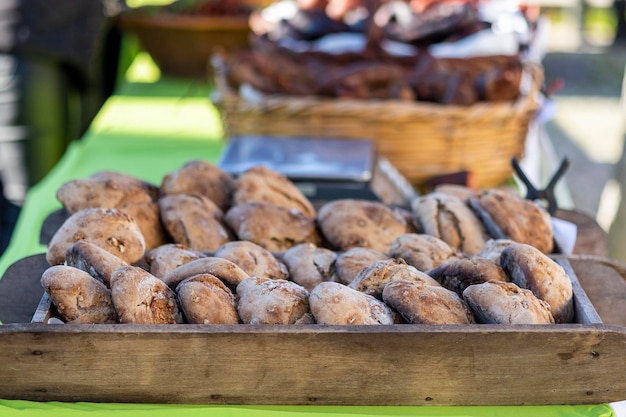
[1,257,625,406]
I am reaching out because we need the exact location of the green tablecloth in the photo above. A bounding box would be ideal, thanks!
[0,54,617,417]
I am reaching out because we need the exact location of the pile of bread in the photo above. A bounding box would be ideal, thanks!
[40,160,573,326]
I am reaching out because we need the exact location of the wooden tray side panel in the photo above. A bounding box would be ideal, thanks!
[0,324,625,406]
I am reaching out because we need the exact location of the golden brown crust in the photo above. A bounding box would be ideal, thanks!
[144,243,206,279]
[317,199,412,253]
[382,280,476,324]
[46,208,146,266]
[163,256,250,291]
[388,233,459,272]
[335,247,389,285]
[65,240,128,288]
[41,265,117,323]
[469,189,554,253]
[282,243,337,291]
[110,266,183,324]
[499,243,573,323]
[176,273,239,324]
[462,281,555,324]
[232,165,316,218]
[214,240,288,280]
[225,202,322,252]
[160,160,235,212]
[159,193,235,252]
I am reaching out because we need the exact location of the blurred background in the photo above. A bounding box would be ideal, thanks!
[0,0,626,259]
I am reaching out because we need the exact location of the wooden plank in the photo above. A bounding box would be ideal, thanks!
[0,323,625,405]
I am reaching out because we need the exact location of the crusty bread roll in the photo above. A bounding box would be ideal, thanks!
[476,238,516,264]
[462,281,555,324]
[56,172,167,249]
[382,280,476,324]
[335,247,389,285]
[349,258,440,299]
[41,265,117,323]
[317,199,412,253]
[214,240,288,280]
[47,208,146,266]
[388,233,459,272]
[426,256,508,297]
[159,193,235,252]
[236,277,310,324]
[176,273,239,324]
[232,165,316,218]
[309,281,398,325]
[65,240,128,287]
[499,243,574,323]
[144,243,206,279]
[162,256,250,291]
[160,160,235,212]
[411,192,489,255]
[110,265,183,324]
[469,188,554,254]
[282,243,337,291]
[225,202,322,252]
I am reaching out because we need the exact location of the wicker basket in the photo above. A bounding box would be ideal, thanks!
[212,63,543,189]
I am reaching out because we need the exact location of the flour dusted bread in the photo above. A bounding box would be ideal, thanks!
[282,243,337,291]
[335,247,389,285]
[225,202,322,252]
[232,165,316,218]
[236,277,310,324]
[160,160,235,211]
[317,199,412,253]
[46,208,146,266]
[477,238,516,264]
[163,256,250,290]
[388,233,459,272]
[159,193,235,252]
[110,265,183,324]
[411,192,489,255]
[41,265,117,323]
[499,243,574,323]
[469,189,554,253]
[65,240,128,287]
[214,240,288,280]
[310,281,398,325]
[382,280,476,324]
[349,258,440,299]
[144,243,206,279]
[176,274,239,324]
[462,281,555,324]
[426,256,508,297]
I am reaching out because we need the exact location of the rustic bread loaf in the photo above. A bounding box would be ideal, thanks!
[176,273,239,324]
[282,243,337,291]
[214,240,289,280]
[159,193,235,252]
[469,189,554,253]
[309,281,399,325]
[232,165,316,218]
[110,265,183,324]
[411,192,489,255]
[476,238,516,264]
[317,199,413,253]
[462,281,555,324]
[65,240,128,288]
[383,280,476,324]
[225,201,322,252]
[162,256,250,291]
[144,243,205,279]
[335,247,389,285]
[349,258,441,299]
[426,256,508,297]
[160,160,235,212]
[47,208,146,266]
[236,277,310,324]
[41,265,117,323]
[499,243,574,323]
[388,233,459,272]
